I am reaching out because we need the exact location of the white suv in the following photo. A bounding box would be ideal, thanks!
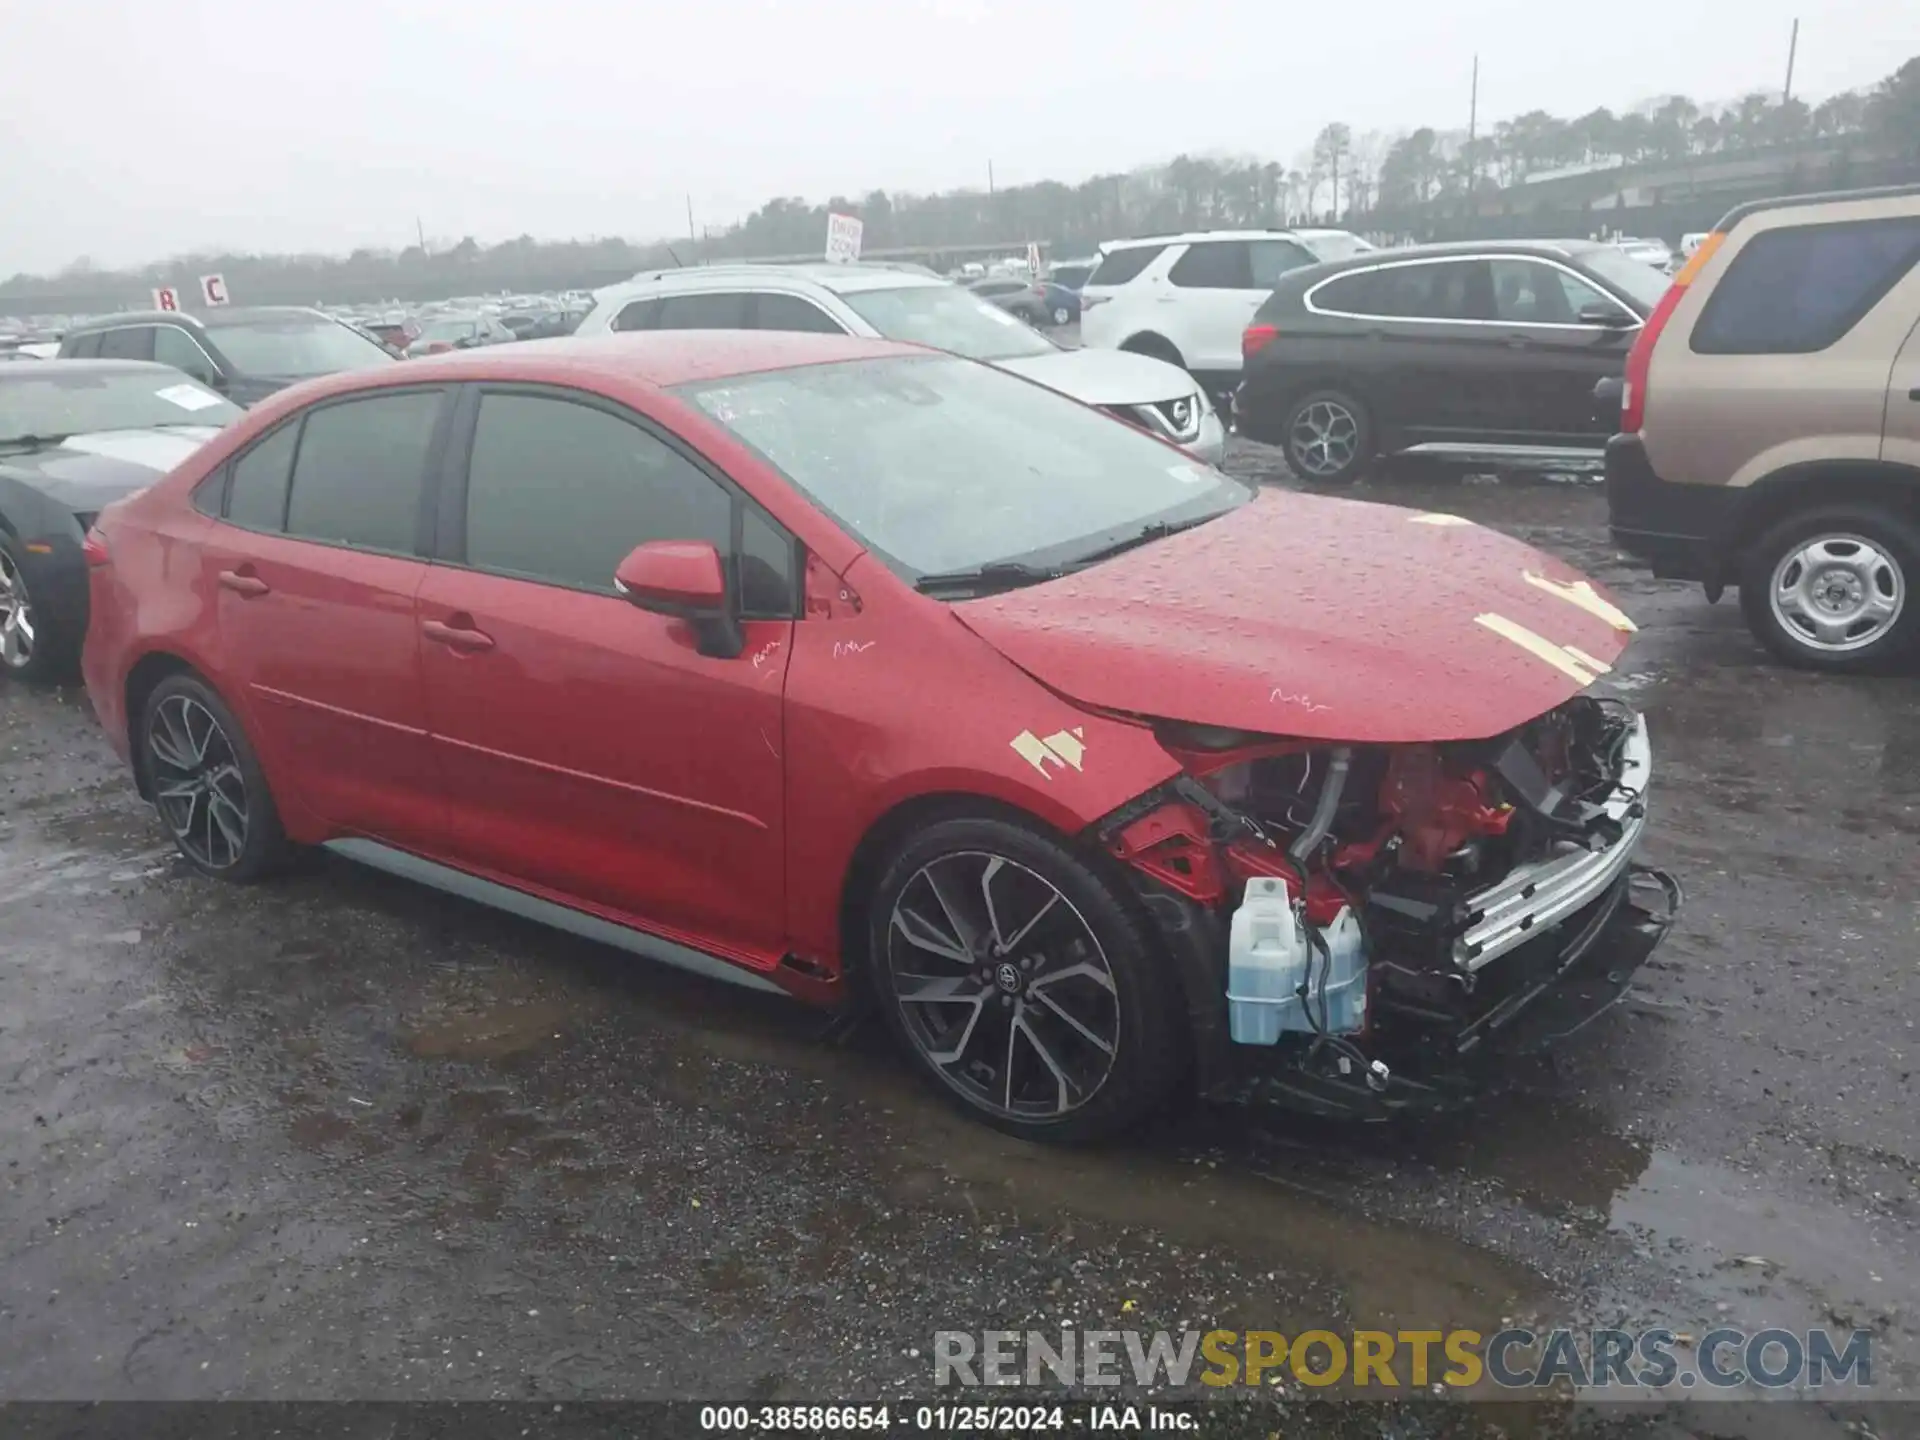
[576,262,1224,464]
[1078,229,1374,391]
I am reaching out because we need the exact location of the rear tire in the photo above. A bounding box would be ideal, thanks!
[1738,505,1920,672]
[866,815,1185,1143]
[1051,305,1072,326]
[140,672,292,881]
[1282,388,1374,485]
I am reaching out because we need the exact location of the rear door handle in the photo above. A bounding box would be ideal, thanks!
[1909,387,1920,400]
[422,617,495,653]
[1504,334,1532,349]
[217,569,269,598]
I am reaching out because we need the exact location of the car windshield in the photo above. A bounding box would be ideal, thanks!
[676,353,1250,581]
[0,368,240,444]
[417,317,480,341]
[1577,248,1672,310]
[839,283,1056,362]
[1298,232,1376,261]
[202,316,396,376]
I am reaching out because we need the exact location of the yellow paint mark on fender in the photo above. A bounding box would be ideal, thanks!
[1475,613,1598,687]
[1409,512,1474,526]
[1524,572,1637,632]
[1011,727,1086,779]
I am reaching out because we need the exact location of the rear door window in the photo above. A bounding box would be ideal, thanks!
[284,390,443,554]
[1690,216,1920,354]
[97,327,155,361]
[1371,260,1492,321]
[751,294,845,334]
[64,333,103,359]
[1168,241,1253,289]
[655,292,752,329]
[1085,245,1167,287]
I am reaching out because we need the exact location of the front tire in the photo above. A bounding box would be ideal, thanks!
[0,534,71,682]
[140,672,291,881]
[1738,505,1920,672]
[866,815,1184,1143]
[1282,388,1373,485]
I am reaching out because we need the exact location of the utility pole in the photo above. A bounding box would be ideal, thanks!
[686,195,698,250]
[415,216,427,254]
[1467,54,1480,189]
[1783,17,1799,104]
[988,160,996,196]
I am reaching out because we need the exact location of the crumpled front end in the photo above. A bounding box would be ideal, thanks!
[1093,696,1680,1117]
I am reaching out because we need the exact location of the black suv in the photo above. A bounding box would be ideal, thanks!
[1233,240,1670,483]
[58,306,395,406]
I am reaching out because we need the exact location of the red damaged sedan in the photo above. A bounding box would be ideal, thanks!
[80,331,1676,1141]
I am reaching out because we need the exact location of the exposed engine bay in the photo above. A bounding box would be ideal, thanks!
[1096,696,1679,1116]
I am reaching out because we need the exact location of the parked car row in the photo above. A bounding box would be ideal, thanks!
[579,261,1225,463]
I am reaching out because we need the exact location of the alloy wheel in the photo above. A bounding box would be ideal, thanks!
[1769,533,1905,654]
[0,548,36,671]
[886,851,1121,1119]
[1288,399,1360,478]
[147,695,250,869]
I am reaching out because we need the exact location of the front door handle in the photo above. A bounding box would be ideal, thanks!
[422,617,495,653]
[1504,334,1532,349]
[218,568,269,598]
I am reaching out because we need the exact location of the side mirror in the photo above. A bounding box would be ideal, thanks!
[1578,302,1637,329]
[613,539,743,659]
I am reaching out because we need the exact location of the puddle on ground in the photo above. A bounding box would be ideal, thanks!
[407,1000,580,1060]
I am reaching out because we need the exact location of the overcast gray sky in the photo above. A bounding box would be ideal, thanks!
[3,0,1913,274]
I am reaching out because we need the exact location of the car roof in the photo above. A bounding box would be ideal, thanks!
[606,261,946,302]
[1099,229,1320,250]
[1285,238,1613,273]
[0,358,181,379]
[1715,181,1920,231]
[295,331,930,397]
[64,305,337,333]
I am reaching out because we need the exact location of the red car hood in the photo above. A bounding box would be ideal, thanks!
[952,491,1637,744]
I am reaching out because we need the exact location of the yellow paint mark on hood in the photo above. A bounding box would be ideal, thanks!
[1524,572,1637,632]
[1476,613,1598,687]
[1409,512,1475,526]
[1563,644,1613,675]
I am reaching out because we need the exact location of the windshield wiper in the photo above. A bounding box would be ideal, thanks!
[913,560,1065,598]
[1065,514,1221,570]
[0,433,71,452]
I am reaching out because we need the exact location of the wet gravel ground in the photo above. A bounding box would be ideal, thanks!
[4,442,1918,1437]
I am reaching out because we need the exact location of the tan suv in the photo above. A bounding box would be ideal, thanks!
[1606,183,1920,670]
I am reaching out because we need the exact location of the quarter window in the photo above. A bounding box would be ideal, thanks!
[97,327,155,361]
[461,392,790,613]
[1690,216,1920,355]
[224,423,299,531]
[284,390,441,553]
[752,294,844,334]
[64,333,103,359]
[1311,271,1381,314]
